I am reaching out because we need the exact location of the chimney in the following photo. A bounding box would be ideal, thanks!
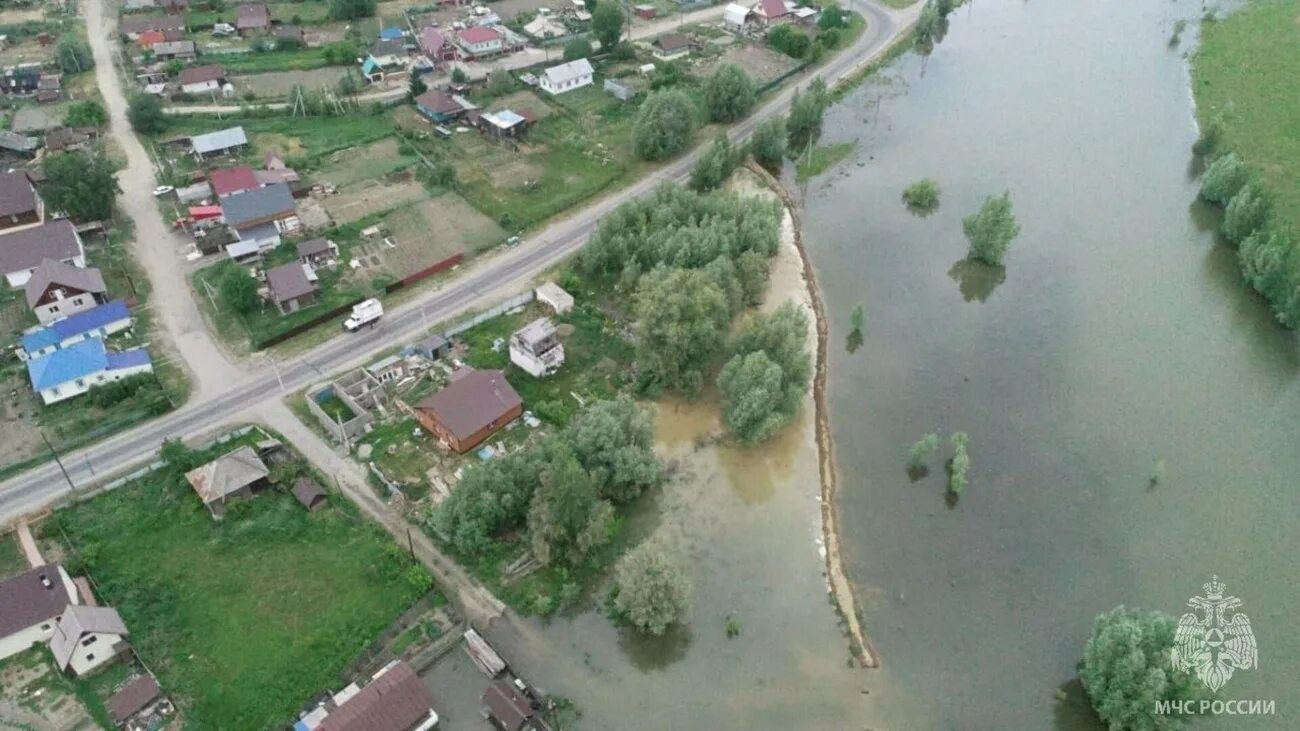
[39,573,53,589]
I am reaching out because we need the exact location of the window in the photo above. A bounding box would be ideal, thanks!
[49,304,59,313]
[85,653,95,662]
[82,635,98,647]
[75,379,85,388]
[41,623,50,631]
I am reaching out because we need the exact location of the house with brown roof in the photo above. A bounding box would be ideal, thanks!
[0,565,78,662]
[482,679,545,731]
[652,33,692,60]
[179,64,225,95]
[414,368,522,453]
[0,170,44,233]
[414,89,474,123]
[753,0,789,23]
[235,3,271,34]
[306,661,438,731]
[184,445,271,518]
[0,219,86,287]
[209,165,259,198]
[24,259,108,324]
[108,675,163,727]
[291,477,328,511]
[49,604,130,676]
[265,261,318,314]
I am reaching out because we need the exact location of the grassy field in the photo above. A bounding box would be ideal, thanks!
[795,140,857,180]
[218,46,345,74]
[0,531,26,578]
[187,1,332,28]
[162,113,397,170]
[1193,0,1300,231]
[53,434,429,730]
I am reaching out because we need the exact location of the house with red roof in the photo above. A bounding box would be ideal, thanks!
[208,166,259,198]
[753,0,790,23]
[456,26,503,58]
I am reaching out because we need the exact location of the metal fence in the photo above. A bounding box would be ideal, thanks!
[442,290,535,339]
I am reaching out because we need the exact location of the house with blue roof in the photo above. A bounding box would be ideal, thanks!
[20,300,132,361]
[26,338,153,405]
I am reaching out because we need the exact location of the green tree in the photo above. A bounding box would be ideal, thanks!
[948,432,969,494]
[750,117,787,172]
[1239,227,1295,305]
[56,35,94,74]
[787,81,828,151]
[127,94,166,135]
[64,100,107,128]
[1198,152,1247,205]
[818,1,846,30]
[485,71,515,97]
[563,37,592,61]
[407,73,427,101]
[704,63,755,123]
[633,266,731,394]
[328,0,376,20]
[633,89,698,161]
[41,150,120,222]
[417,159,457,190]
[1221,184,1270,245]
[526,449,614,566]
[219,267,260,315]
[902,178,941,215]
[1079,606,1200,731]
[591,1,625,50]
[718,303,811,443]
[566,396,663,502]
[450,66,469,84]
[907,433,939,471]
[736,249,771,306]
[689,134,737,193]
[962,192,1021,265]
[613,541,690,635]
[916,0,943,45]
[767,24,811,58]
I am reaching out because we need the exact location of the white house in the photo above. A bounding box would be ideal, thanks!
[26,339,153,405]
[723,2,751,29]
[178,65,225,95]
[457,26,504,57]
[0,219,85,288]
[20,300,133,361]
[0,565,78,662]
[50,605,130,677]
[539,58,594,95]
[509,317,565,377]
[24,260,109,325]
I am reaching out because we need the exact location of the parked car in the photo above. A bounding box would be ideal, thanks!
[152,185,175,197]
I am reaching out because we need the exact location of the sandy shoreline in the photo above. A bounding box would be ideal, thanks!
[735,165,877,669]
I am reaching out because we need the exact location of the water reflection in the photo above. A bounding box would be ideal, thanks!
[947,257,1006,303]
[617,621,693,671]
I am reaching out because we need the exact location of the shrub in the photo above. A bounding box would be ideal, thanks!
[1198,152,1248,205]
[1079,606,1200,731]
[768,24,811,58]
[750,117,787,172]
[612,541,690,635]
[563,37,592,61]
[962,192,1020,265]
[1221,184,1270,245]
[632,89,698,161]
[703,64,755,123]
[127,94,166,135]
[901,178,941,214]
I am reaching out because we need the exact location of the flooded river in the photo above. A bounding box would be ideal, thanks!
[802,0,1299,728]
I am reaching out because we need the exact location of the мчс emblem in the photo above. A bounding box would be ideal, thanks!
[1171,576,1257,692]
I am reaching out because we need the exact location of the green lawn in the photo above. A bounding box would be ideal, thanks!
[54,435,428,730]
[162,114,397,170]
[0,532,27,578]
[218,47,344,74]
[188,1,332,28]
[1194,0,1300,232]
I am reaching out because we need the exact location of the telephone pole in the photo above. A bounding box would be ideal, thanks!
[40,430,77,494]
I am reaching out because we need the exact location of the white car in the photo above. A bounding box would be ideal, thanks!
[152,185,175,197]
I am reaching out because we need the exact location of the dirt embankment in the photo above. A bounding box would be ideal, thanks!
[744,162,879,669]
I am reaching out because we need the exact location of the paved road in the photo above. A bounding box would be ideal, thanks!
[85,0,243,398]
[0,0,916,523]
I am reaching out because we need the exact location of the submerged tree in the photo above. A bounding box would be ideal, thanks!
[633,266,731,394]
[750,116,787,172]
[613,541,691,635]
[902,178,941,215]
[907,433,940,472]
[947,432,969,494]
[962,192,1021,265]
[527,449,614,566]
[1079,606,1200,731]
[565,396,663,503]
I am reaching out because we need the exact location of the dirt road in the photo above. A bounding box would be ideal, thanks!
[85,0,244,398]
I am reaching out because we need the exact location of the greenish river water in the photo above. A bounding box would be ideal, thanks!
[802,0,1298,728]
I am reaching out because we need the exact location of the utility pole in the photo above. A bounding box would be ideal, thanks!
[407,528,416,560]
[40,430,76,494]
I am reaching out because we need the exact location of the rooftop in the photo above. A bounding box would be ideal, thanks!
[179,64,224,85]
[543,57,593,86]
[0,170,37,218]
[459,26,502,44]
[482,680,536,731]
[24,259,106,308]
[316,662,437,731]
[0,219,80,276]
[416,368,521,441]
[25,338,149,391]
[21,299,130,353]
[512,317,556,347]
[221,182,295,227]
[108,676,161,726]
[265,261,318,303]
[209,165,258,196]
[50,604,128,670]
[191,126,248,155]
[0,565,75,639]
[184,445,270,506]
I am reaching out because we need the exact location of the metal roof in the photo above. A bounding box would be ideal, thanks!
[25,338,106,390]
[190,126,248,155]
[0,219,82,277]
[0,566,75,639]
[265,261,317,303]
[0,171,37,217]
[416,368,521,442]
[543,58,593,86]
[21,299,130,353]
[209,165,258,196]
[24,259,107,308]
[220,182,294,227]
[482,110,525,129]
[184,445,270,505]
[317,662,437,731]
[51,605,128,670]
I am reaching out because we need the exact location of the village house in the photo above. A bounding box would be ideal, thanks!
[369,37,407,67]
[179,64,225,95]
[413,89,474,123]
[273,24,306,47]
[108,675,165,728]
[753,0,790,24]
[292,477,328,511]
[723,2,751,29]
[220,182,299,250]
[481,679,544,731]
[24,259,108,324]
[151,40,196,61]
[0,565,78,662]
[414,368,522,453]
[50,605,130,677]
[235,3,271,35]
[509,318,565,377]
[190,126,248,159]
[523,15,567,40]
[0,219,85,287]
[25,338,152,405]
[652,33,692,61]
[258,151,301,188]
[20,299,132,359]
[0,170,44,233]
[296,237,337,265]
[364,354,407,384]
[297,661,438,731]
[634,3,658,19]
[419,27,457,62]
[119,14,185,40]
[265,261,318,314]
[478,109,532,139]
[0,131,38,156]
[185,445,271,518]
[209,165,259,198]
[456,26,504,58]
[538,58,593,95]
[44,126,95,153]
[0,64,42,96]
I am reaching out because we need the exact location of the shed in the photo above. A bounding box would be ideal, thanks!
[603,78,634,102]
[481,680,539,731]
[407,334,450,360]
[265,261,319,314]
[190,126,248,158]
[291,477,328,511]
[108,675,161,727]
[535,282,574,314]
[723,2,750,28]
